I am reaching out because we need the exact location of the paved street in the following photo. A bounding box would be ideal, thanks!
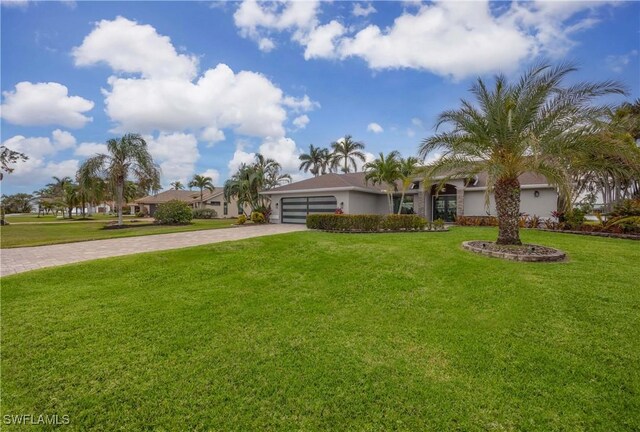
[0,224,306,277]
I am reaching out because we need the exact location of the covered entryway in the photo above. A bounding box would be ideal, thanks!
[431,184,457,222]
[281,196,337,224]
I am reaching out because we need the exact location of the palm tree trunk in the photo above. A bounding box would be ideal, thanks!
[398,190,406,215]
[494,177,522,245]
[200,189,204,208]
[117,181,124,226]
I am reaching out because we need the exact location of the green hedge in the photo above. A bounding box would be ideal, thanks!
[154,200,193,225]
[192,208,217,219]
[307,214,430,232]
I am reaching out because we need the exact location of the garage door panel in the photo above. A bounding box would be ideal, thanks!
[281,196,337,224]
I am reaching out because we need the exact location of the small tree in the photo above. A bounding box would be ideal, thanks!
[78,134,160,226]
[331,135,366,173]
[364,152,401,213]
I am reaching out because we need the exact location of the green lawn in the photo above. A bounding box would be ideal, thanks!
[0,218,236,248]
[1,228,638,431]
[4,213,136,223]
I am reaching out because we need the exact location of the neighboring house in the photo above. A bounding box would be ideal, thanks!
[134,189,247,218]
[261,172,558,224]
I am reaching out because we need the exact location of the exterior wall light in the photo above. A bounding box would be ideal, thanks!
[275,202,279,209]
[340,201,344,209]
[534,190,540,198]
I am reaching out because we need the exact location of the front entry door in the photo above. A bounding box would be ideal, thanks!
[433,195,457,222]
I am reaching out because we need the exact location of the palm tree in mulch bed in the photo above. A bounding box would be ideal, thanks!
[419,62,636,249]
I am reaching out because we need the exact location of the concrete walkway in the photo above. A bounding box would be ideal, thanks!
[0,224,306,277]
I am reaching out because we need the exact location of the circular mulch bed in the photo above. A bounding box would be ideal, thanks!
[462,241,566,262]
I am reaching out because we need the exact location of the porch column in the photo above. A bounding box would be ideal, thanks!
[416,191,426,217]
[456,188,464,217]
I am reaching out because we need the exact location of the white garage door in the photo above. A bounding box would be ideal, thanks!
[281,196,337,224]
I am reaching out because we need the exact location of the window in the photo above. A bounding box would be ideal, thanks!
[393,195,414,214]
[210,201,221,206]
[238,203,243,214]
[223,202,228,216]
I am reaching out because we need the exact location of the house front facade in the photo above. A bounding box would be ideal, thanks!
[261,172,558,224]
[134,189,248,218]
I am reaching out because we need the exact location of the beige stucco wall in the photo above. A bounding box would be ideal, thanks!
[463,187,558,218]
[346,191,388,214]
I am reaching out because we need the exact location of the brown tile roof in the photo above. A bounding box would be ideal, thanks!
[264,171,552,194]
[264,172,387,194]
[136,188,224,204]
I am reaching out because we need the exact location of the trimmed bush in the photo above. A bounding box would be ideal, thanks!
[455,215,499,226]
[154,200,193,225]
[306,214,430,232]
[135,211,146,218]
[251,211,266,224]
[192,208,218,219]
[237,214,247,225]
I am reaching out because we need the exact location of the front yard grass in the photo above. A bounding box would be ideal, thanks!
[0,218,235,248]
[1,228,638,430]
[4,213,136,223]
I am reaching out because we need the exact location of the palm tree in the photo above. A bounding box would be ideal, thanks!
[78,134,160,226]
[331,135,366,173]
[397,156,421,214]
[364,151,401,213]
[47,176,73,197]
[170,181,185,190]
[320,147,337,174]
[299,144,325,176]
[225,154,291,213]
[189,174,215,208]
[419,62,627,245]
[61,183,79,219]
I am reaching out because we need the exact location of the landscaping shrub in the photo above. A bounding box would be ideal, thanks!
[433,218,445,230]
[135,211,146,218]
[237,214,247,225]
[192,208,218,219]
[306,214,431,232]
[455,215,499,226]
[153,200,193,225]
[251,211,266,224]
[381,214,427,231]
[611,199,640,217]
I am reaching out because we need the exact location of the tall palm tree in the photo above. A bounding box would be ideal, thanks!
[299,144,325,176]
[364,151,401,213]
[397,156,421,214]
[78,134,160,226]
[170,181,185,190]
[419,62,627,245]
[331,135,366,173]
[189,174,215,208]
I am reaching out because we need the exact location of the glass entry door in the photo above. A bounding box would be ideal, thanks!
[433,195,457,222]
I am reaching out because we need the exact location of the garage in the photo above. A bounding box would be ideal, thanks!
[281,196,337,224]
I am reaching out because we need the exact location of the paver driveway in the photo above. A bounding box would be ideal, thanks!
[0,224,306,277]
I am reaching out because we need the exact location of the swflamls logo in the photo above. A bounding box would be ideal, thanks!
[3,414,70,425]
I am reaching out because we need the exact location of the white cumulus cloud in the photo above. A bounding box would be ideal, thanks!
[1,133,80,189]
[144,132,200,186]
[1,82,94,128]
[292,114,309,129]
[367,122,383,134]
[74,142,108,157]
[72,16,198,80]
[352,3,376,17]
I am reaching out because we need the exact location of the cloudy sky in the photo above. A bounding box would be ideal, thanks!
[1,0,638,194]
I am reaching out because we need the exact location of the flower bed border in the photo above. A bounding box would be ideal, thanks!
[537,229,640,241]
[462,241,566,262]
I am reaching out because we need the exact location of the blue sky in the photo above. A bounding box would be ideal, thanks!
[1,0,639,194]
